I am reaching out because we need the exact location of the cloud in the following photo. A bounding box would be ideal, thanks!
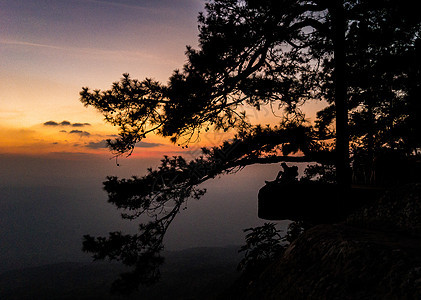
[136,141,162,148]
[84,139,162,149]
[86,0,152,11]
[0,110,25,120]
[0,39,175,65]
[0,39,67,51]
[85,140,108,149]
[43,121,59,126]
[72,122,91,127]
[43,120,90,127]
[43,120,70,126]
[69,130,91,137]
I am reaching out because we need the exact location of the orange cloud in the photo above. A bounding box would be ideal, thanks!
[0,122,177,158]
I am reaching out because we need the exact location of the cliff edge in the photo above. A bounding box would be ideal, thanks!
[223,184,421,299]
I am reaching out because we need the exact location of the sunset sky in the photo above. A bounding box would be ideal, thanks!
[0,0,321,272]
[0,0,208,156]
[1,0,326,157]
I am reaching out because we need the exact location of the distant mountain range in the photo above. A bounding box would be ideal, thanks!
[0,246,242,300]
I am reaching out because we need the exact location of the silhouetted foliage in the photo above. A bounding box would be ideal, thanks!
[285,220,306,243]
[81,0,337,155]
[237,221,306,272]
[238,223,285,272]
[80,0,421,293]
[302,163,336,183]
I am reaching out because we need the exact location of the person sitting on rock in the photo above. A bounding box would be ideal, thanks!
[266,163,299,184]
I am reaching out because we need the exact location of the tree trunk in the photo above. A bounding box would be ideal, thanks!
[332,1,351,211]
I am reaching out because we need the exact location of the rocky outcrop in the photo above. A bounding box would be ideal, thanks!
[258,182,383,223]
[224,184,421,299]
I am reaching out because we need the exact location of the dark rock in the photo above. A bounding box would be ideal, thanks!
[258,182,382,223]
[224,224,421,299]
[225,184,421,299]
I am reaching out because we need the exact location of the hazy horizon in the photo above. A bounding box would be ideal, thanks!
[0,151,298,273]
[1,0,310,274]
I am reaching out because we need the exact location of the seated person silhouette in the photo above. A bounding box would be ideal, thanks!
[266,162,299,184]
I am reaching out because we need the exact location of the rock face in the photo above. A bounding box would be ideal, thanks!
[258,182,383,223]
[224,184,421,299]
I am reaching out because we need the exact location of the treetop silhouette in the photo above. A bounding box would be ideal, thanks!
[80,0,421,293]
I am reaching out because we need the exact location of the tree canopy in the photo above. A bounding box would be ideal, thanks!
[80,0,421,293]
